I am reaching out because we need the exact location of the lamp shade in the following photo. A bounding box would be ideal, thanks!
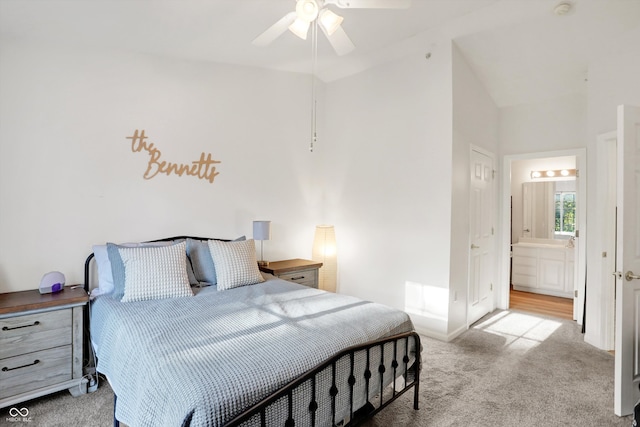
[312,225,337,292]
[319,9,343,36]
[253,221,271,241]
[288,18,310,39]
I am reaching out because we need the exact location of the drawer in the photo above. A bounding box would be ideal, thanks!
[0,345,72,399]
[0,309,72,359]
[512,255,537,268]
[512,246,537,258]
[278,269,318,288]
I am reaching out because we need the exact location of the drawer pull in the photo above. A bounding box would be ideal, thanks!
[291,276,305,281]
[2,359,40,372]
[2,321,40,331]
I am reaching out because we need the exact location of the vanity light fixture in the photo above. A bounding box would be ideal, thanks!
[531,169,577,179]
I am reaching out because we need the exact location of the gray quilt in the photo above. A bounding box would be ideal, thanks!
[91,275,415,426]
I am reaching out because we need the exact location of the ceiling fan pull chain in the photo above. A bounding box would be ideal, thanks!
[310,20,318,153]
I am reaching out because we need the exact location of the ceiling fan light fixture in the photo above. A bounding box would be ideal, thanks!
[289,18,310,40]
[319,9,344,36]
[296,0,319,22]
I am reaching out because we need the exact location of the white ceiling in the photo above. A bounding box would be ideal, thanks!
[1,0,639,107]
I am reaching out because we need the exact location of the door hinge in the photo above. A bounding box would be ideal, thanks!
[490,283,493,291]
[491,227,494,235]
[576,169,579,178]
[575,230,579,238]
[574,290,578,298]
[492,169,496,179]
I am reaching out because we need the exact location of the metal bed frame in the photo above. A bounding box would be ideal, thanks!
[83,236,422,427]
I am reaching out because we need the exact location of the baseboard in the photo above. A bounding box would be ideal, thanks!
[446,324,467,342]
[584,330,608,351]
[413,322,468,342]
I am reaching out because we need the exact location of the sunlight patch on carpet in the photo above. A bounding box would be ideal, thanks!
[472,311,562,352]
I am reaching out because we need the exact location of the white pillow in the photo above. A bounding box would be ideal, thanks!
[91,241,175,298]
[118,241,193,302]
[208,239,265,291]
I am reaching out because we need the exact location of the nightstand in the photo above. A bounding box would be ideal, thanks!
[259,259,323,289]
[0,286,89,408]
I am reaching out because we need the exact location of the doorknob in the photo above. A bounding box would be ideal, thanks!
[471,244,480,249]
[626,271,640,281]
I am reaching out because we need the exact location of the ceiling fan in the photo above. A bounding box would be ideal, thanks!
[252,0,411,56]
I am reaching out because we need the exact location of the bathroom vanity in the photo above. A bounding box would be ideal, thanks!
[512,238,575,299]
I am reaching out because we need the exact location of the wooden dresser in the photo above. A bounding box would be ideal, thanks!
[0,286,88,408]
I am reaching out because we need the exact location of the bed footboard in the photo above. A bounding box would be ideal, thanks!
[224,331,421,427]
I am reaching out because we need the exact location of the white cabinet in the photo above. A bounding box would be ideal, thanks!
[512,244,574,298]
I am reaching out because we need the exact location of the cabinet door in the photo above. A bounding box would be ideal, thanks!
[538,251,566,292]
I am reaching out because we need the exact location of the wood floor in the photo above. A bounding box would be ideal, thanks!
[509,288,573,320]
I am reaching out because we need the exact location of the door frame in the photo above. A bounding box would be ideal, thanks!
[498,148,587,320]
[587,130,617,351]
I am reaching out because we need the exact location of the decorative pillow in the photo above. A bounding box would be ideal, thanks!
[186,238,217,286]
[207,238,264,291]
[185,256,198,286]
[170,238,198,286]
[118,241,193,303]
[107,240,175,299]
[187,236,246,286]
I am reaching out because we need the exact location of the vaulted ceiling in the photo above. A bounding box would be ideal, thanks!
[1,0,639,107]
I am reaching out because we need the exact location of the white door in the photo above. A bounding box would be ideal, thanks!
[469,149,494,325]
[614,105,640,416]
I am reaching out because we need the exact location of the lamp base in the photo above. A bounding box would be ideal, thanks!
[257,260,270,267]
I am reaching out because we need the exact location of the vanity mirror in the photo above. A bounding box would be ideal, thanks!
[522,180,576,239]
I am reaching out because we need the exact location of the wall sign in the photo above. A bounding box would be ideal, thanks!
[125,129,220,184]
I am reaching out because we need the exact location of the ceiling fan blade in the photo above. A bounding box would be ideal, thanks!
[321,24,355,56]
[252,12,297,46]
[325,0,410,9]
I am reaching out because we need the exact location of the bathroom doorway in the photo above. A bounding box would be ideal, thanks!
[500,149,587,323]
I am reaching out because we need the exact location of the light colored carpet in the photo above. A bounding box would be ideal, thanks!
[1,309,632,426]
[366,309,633,427]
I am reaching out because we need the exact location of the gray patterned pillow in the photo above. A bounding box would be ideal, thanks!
[118,241,193,302]
[207,239,264,291]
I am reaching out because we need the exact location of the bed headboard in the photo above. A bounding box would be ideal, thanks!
[83,235,228,293]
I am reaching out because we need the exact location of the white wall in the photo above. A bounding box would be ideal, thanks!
[584,47,640,349]
[0,39,324,292]
[450,43,499,335]
[323,42,454,337]
[499,94,588,156]
[319,40,498,341]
